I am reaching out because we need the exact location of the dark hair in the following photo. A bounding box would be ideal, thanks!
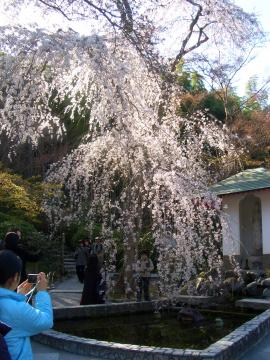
[4,232,19,251]
[0,250,22,285]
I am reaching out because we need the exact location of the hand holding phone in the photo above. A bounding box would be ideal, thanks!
[17,279,32,295]
[36,272,48,291]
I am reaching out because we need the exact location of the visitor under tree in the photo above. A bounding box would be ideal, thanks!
[80,254,105,305]
[74,240,88,283]
[136,251,154,301]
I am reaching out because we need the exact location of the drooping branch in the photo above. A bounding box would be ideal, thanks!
[0,23,240,297]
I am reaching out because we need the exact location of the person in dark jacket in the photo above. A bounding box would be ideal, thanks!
[92,236,104,266]
[4,232,41,283]
[136,251,154,301]
[80,254,104,305]
[0,321,12,360]
[74,240,88,283]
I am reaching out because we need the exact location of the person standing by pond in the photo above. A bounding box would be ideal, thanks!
[92,236,105,266]
[80,254,105,305]
[74,240,88,283]
[136,251,154,301]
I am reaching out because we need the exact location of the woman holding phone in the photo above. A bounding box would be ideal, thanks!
[0,250,53,360]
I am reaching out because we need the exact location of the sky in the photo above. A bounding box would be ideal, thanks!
[0,0,269,97]
[233,0,270,95]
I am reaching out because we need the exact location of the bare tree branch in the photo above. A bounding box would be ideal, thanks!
[82,0,119,25]
[240,78,270,111]
[171,1,214,71]
[38,0,73,20]
[30,0,264,75]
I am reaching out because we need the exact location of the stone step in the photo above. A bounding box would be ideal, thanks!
[64,260,76,264]
[62,251,78,276]
[63,256,74,260]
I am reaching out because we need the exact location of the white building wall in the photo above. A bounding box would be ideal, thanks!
[256,190,270,254]
[221,190,270,256]
[222,194,241,256]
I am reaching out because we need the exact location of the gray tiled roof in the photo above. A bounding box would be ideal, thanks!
[210,167,270,196]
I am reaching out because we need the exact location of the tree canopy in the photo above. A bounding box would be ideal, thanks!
[0,0,266,296]
[3,0,263,69]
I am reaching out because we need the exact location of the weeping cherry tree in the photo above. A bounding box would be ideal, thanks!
[0,25,240,297]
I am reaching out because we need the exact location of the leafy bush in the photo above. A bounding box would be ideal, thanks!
[0,215,36,241]
[0,168,42,222]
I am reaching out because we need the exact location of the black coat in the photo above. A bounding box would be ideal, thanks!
[0,321,11,360]
[80,254,104,305]
[80,272,102,305]
[4,234,41,282]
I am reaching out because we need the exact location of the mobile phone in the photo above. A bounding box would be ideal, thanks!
[27,274,38,284]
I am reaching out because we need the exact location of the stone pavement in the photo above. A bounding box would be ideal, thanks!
[53,275,83,291]
[32,275,103,359]
[32,341,101,360]
[49,275,83,307]
[239,331,270,360]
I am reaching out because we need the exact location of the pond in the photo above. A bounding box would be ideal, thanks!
[54,309,256,349]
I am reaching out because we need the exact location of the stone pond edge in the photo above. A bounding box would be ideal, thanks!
[32,301,270,359]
